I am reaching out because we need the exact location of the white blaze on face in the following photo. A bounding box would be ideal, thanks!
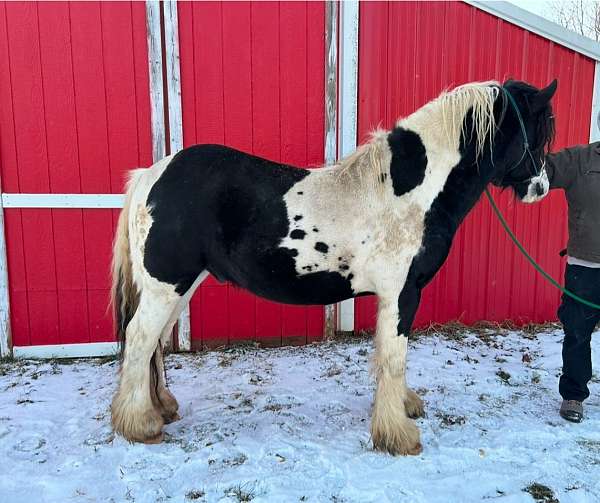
[522,166,549,203]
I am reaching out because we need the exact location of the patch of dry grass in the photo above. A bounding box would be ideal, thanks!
[523,482,559,503]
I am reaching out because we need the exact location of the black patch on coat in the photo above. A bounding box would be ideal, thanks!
[387,127,428,197]
[379,173,388,183]
[315,242,329,253]
[313,227,319,232]
[395,109,507,337]
[294,215,303,221]
[144,144,355,304]
[290,229,306,240]
[339,264,349,271]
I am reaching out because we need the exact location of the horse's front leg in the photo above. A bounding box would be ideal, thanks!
[397,278,425,419]
[371,294,422,456]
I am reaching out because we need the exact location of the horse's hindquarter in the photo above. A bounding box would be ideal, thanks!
[142,146,365,305]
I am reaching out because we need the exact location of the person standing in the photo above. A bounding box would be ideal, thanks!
[545,142,600,422]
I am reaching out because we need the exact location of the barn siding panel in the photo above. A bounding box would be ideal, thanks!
[355,1,595,332]
[179,1,325,348]
[0,0,594,349]
[0,1,152,345]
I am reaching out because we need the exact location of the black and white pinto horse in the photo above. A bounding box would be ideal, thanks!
[111,79,556,455]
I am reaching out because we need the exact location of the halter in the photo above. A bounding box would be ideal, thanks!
[501,86,545,179]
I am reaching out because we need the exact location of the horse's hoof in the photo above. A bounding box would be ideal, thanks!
[407,442,423,456]
[111,392,165,443]
[157,388,180,422]
[405,389,425,419]
[371,413,422,456]
[373,437,423,456]
[142,432,164,444]
[162,411,181,424]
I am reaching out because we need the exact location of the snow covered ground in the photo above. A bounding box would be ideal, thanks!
[0,327,599,503]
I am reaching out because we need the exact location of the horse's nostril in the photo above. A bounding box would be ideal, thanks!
[534,182,544,196]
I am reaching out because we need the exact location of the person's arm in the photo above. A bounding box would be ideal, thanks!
[545,147,580,189]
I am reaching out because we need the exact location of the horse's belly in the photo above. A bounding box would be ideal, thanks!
[208,244,367,305]
[212,265,357,306]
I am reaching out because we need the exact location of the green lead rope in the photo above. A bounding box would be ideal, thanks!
[484,187,600,310]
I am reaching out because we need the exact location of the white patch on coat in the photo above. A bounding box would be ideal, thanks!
[521,167,549,203]
[280,83,499,297]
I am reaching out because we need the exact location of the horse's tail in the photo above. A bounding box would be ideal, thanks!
[111,170,144,356]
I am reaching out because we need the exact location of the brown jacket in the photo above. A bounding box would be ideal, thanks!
[546,142,600,262]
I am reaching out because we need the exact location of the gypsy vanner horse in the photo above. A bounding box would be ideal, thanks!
[111,79,556,455]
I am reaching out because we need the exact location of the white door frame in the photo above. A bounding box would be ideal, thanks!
[336,0,359,333]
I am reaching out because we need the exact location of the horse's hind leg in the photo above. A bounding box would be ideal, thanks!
[151,271,210,424]
[111,281,181,443]
[150,344,179,424]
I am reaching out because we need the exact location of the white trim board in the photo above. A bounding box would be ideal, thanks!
[13,342,118,359]
[590,61,600,142]
[1,193,125,209]
[337,0,359,333]
[0,190,10,357]
[146,0,167,162]
[466,1,600,61]
[164,0,183,154]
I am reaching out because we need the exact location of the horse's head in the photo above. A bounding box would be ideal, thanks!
[489,79,556,202]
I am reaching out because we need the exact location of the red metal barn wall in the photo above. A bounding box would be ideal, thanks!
[354,1,595,333]
[0,2,152,346]
[177,1,326,348]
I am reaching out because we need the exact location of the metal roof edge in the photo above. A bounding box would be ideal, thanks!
[465,0,600,61]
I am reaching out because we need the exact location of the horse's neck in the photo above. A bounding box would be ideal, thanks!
[399,102,458,155]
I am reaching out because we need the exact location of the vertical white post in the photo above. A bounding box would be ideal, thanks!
[164,0,183,154]
[145,1,166,162]
[337,0,359,333]
[324,1,338,339]
[162,0,190,351]
[590,61,600,142]
[0,193,11,357]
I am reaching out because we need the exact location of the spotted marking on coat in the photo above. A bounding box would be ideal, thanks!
[290,230,306,240]
[294,215,303,221]
[315,242,329,254]
[134,204,153,256]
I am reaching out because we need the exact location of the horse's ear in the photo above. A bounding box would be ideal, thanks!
[531,79,557,112]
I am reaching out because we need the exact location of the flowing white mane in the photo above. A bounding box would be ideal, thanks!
[335,81,500,188]
[436,80,500,158]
